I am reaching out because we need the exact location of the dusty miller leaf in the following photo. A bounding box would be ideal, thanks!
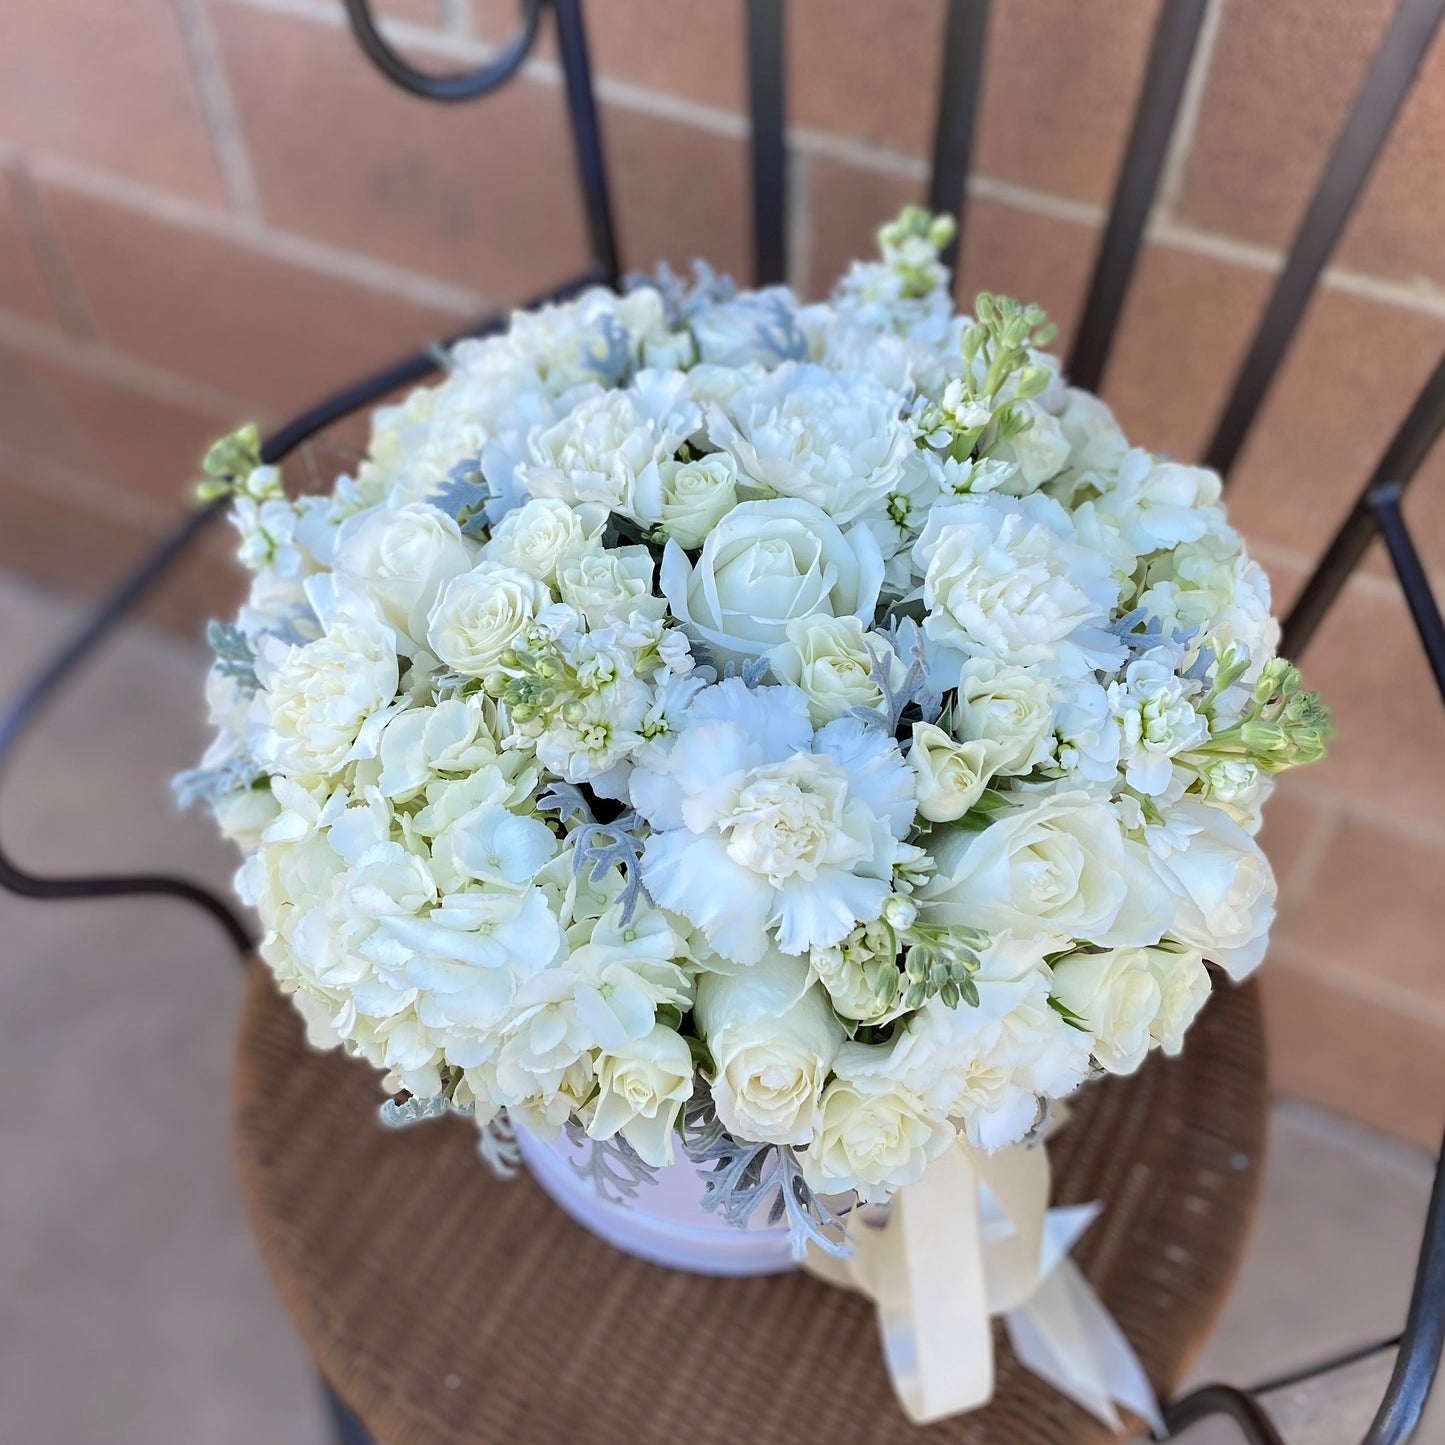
[570,810,650,924]
[206,619,259,693]
[679,1089,851,1260]
[564,1118,659,1203]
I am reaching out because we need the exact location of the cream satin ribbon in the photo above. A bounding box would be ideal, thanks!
[804,1136,1163,1432]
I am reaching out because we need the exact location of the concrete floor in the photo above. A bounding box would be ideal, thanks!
[0,569,1438,1445]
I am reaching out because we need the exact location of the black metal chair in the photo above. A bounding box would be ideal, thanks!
[2,1,1443,1440]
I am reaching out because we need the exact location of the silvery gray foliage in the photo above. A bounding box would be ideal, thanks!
[720,655,771,689]
[564,1118,658,1203]
[479,1110,522,1180]
[629,259,737,326]
[679,1089,852,1260]
[206,619,259,693]
[581,315,632,388]
[536,779,597,828]
[172,756,259,810]
[568,811,650,925]
[431,458,492,538]
[852,625,940,737]
[379,1093,475,1128]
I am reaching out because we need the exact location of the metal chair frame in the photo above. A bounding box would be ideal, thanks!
[2,1,1442,1439]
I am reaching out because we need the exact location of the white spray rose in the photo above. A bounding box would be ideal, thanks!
[920,790,1173,950]
[634,452,742,549]
[707,361,914,523]
[484,496,607,585]
[907,722,993,823]
[801,1045,955,1203]
[1050,947,1164,1075]
[913,494,1122,675]
[333,502,478,652]
[1147,946,1212,1053]
[953,656,1056,776]
[767,614,898,727]
[426,563,553,676]
[659,497,884,663]
[1152,800,1276,979]
[556,546,666,628]
[588,1023,695,1167]
[695,949,844,1147]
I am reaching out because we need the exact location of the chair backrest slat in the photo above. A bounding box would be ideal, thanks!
[554,0,620,285]
[1204,0,1445,480]
[1065,0,1208,394]
[747,0,788,287]
[1282,349,1445,659]
[927,0,990,280]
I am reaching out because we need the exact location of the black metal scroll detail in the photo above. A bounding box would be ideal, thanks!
[341,0,542,103]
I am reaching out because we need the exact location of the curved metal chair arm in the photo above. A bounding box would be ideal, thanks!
[1163,1384,1287,1444]
[341,0,542,103]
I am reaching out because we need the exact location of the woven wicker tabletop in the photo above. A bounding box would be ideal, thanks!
[233,963,1268,1444]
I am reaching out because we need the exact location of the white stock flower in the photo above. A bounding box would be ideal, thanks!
[588,1024,694,1167]
[333,502,478,652]
[1151,800,1276,978]
[660,497,884,663]
[1051,677,1121,784]
[1108,654,1209,797]
[484,496,607,585]
[253,578,400,779]
[953,656,1056,776]
[707,361,914,523]
[913,494,1122,675]
[694,950,843,1147]
[801,1045,955,1203]
[767,614,898,727]
[632,680,916,963]
[920,790,1173,950]
[426,563,553,676]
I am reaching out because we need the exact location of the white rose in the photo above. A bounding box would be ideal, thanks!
[485,496,607,585]
[767,614,897,727]
[588,1023,695,1167]
[953,656,1055,776]
[556,546,666,628]
[706,361,914,523]
[1153,800,1276,979]
[694,950,844,1147]
[801,1046,955,1203]
[332,502,478,653]
[214,784,281,853]
[1147,947,1211,1053]
[639,453,741,549]
[919,790,1173,950]
[426,562,552,675]
[659,497,883,663]
[1050,947,1164,1075]
[907,721,993,822]
[254,579,400,779]
[913,494,1122,675]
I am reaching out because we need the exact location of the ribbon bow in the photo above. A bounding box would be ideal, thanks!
[803,1137,1164,1431]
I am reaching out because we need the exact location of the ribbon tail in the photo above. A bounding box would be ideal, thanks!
[1004,1255,1164,1434]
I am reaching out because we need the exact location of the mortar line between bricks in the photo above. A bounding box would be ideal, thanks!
[171,0,263,221]
[0,146,490,318]
[1285,782,1445,855]
[1267,939,1445,1033]
[1247,537,1445,615]
[3,163,98,341]
[0,307,250,420]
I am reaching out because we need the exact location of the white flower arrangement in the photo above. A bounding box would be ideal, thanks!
[183,207,1329,1245]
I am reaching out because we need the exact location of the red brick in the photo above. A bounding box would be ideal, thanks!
[0,170,59,327]
[0,458,245,635]
[0,0,226,204]
[41,183,470,415]
[1176,0,1445,291]
[1261,961,1445,1151]
[1279,818,1445,1004]
[213,3,589,300]
[0,339,240,512]
[1256,780,1331,925]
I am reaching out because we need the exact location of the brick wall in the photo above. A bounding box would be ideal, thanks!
[1,0,1442,1146]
